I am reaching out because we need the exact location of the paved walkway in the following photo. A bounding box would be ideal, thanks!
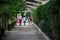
[1,22,46,40]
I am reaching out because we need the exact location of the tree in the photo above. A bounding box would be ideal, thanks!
[0,0,26,35]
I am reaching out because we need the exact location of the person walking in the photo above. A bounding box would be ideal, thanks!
[23,16,26,25]
[28,17,30,23]
[18,14,22,26]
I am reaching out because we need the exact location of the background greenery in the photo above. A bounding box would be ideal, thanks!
[0,0,26,28]
[32,0,60,40]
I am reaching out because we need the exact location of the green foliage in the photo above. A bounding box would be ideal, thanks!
[26,12,31,17]
[32,0,60,40]
[0,0,26,27]
[32,9,38,24]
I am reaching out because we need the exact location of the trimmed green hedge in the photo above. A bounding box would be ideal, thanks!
[32,0,60,40]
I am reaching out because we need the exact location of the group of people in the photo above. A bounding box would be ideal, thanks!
[17,14,31,26]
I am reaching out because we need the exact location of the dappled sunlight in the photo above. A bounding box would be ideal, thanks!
[16,22,29,26]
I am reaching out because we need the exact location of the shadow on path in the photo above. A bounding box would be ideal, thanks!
[1,22,46,40]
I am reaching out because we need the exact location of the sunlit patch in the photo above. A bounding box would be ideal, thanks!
[16,22,29,26]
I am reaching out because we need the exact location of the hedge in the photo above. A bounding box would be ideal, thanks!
[32,0,60,40]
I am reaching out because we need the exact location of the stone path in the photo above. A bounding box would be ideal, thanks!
[1,22,46,40]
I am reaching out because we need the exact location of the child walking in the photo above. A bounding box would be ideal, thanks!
[23,16,26,25]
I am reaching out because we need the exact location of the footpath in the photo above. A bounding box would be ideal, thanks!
[1,22,50,40]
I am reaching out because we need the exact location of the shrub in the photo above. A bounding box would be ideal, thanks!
[32,0,60,40]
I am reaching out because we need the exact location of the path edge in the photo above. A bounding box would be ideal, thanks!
[32,22,51,40]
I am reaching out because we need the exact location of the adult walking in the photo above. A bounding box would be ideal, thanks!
[18,14,22,26]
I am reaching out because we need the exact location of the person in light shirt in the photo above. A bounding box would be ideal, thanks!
[23,16,26,25]
[28,17,31,23]
[18,14,22,26]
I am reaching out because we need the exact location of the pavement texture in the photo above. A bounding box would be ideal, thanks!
[1,22,46,40]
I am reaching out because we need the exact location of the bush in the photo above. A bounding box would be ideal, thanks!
[32,0,60,40]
